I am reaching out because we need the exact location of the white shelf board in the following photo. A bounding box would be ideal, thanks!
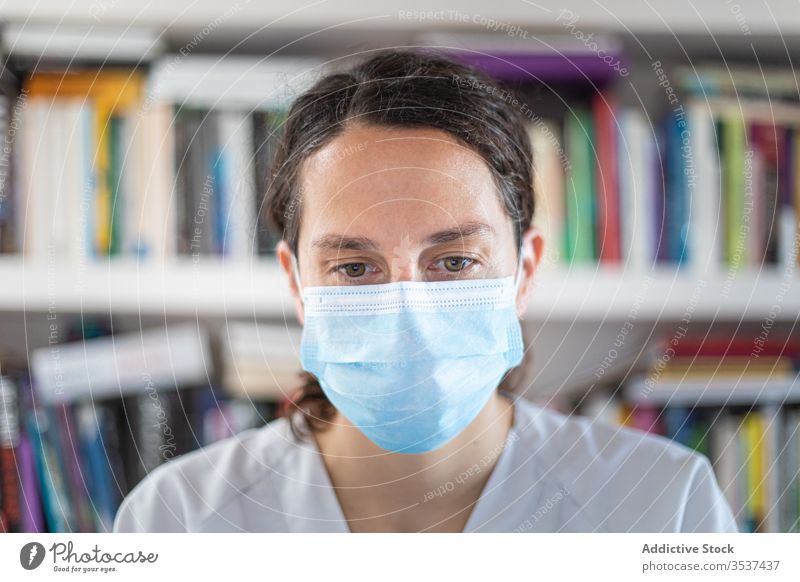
[0,257,295,317]
[625,376,800,406]
[0,0,795,35]
[528,264,800,321]
[0,257,797,320]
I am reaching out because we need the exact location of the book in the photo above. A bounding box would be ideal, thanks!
[416,32,627,83]
[25,70,144,257]
[0,71,21,253]
[74,403,119,532]
[711,410,742,529]
[563,105,595,263]
[252,109,286,254]
[662,110,690,264]
[617,108,657,271]
[592,91,621,263]
[52,403,96,532]
[686,100,722,273]
[527,118,565,270]
[25,406,74,531]
[721,114,748,268]
[749,123,785,265]
[0,375,21,532]
[221,323,302,399]
[781,409,800,531]
[217,111,257,259]
[30,324,211,404]
[147,55,322,110]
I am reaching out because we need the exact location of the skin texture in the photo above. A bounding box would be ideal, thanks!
[276,123,544,532]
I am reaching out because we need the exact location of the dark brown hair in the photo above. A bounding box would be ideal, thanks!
[264,48,536,437]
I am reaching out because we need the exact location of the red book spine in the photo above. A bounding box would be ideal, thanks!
[592,91,621,262]
[0,445,20,532]
[0,377,21,532]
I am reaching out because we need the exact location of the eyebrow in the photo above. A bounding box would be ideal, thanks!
[310,221,495,252]
[425,221,495,245]
[311,234,379,251]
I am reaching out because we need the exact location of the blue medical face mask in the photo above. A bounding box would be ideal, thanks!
[293,251,525,454]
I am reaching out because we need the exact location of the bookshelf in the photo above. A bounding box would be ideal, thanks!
[0,2,799,534]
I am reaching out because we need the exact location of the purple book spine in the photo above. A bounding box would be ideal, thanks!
[17,433,44,533]
[450,52,626,83]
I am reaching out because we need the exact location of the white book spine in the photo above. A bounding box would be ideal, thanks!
[778,202,797,267]
[218,110,256,261]
[81,105,96,260]
[687,101,721,273]
[49,102,70,260]
[62,100,90,264]
[141,103,176,262]
[623,109,657,272]
[618,110,636,269]
[31,323,210,403]
[528,119,565,272]
[22,99,49,260]
[123,109,146,257]
[712,413,743,531]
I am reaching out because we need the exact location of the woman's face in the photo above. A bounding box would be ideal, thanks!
[276,123,542,322]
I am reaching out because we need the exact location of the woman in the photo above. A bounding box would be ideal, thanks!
[113,49,737,533]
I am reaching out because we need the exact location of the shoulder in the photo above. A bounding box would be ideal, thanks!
[510,397,737,532]
[512,396,696,470]
[112,416,302,532]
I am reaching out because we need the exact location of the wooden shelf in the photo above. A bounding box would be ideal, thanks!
[1,257,797,320]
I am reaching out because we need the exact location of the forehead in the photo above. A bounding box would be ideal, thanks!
[297,124,509,245]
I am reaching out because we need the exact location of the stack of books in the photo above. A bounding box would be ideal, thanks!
[526,65,800,272]
[2,56,320,263]
[0,323,284,532]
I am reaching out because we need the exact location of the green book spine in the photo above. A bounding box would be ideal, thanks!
[564,107,595,263]
[723,115,746,268]
[108,116,123,256]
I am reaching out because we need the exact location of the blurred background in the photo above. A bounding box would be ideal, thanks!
[0,0,798,533]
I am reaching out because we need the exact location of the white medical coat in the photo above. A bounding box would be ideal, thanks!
[112,396,738,532]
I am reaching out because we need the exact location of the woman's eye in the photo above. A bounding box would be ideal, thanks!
[339,263,368,278]
[442,257,472,272]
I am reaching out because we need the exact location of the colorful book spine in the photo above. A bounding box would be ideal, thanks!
[722,114,748,268]
[564,106,595,263]
[25,408,71,532]
[0,376,21,532]
[107,115,125,255]
[17,431,44,532]
[592,91,621,263]
[794,130,800,267]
